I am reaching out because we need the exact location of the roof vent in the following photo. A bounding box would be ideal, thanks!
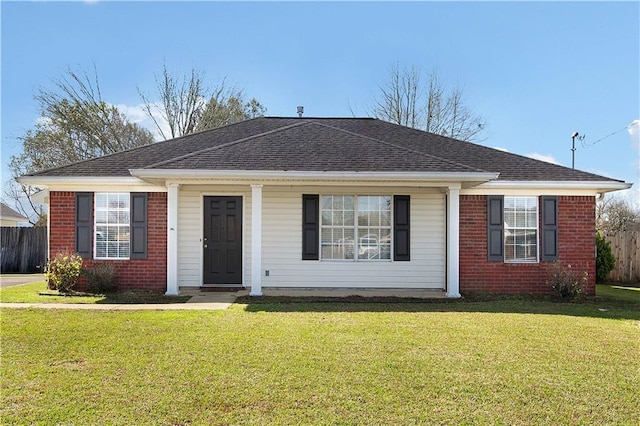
[297,106,304,118]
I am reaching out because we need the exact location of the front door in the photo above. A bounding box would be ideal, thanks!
[203,196,243,285]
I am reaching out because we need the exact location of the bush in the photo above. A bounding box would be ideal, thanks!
[596,232,616,283]
[85,263,118,294]
[548,262,588,301]
[46,251,83,293]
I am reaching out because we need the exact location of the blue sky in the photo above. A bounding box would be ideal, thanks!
[2,1,639,203]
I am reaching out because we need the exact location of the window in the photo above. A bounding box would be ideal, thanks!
[94,193,130,260]
[504,197,538,262]
[320,195,391,261]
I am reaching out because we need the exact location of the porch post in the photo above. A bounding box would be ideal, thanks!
[446,185,461,298]
[166,183,180,296]
[250,184,263,296]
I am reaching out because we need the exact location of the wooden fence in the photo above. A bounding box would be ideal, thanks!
[604,231,640,283]
[0,227,48,273]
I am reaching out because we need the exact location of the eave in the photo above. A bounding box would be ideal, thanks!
[16,176,166,192]
[463,180,632,195]
[128,169,501,188]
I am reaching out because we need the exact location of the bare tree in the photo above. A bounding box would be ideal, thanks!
[139,64,267,139]
[373,63,423,129]
[197,90,266,132]
[597,194,640,232]
[7,66,154,225]
[139,64,208,139]
[373,63,487,142]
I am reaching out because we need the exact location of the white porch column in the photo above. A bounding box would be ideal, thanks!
[446,185,461,298]
[250,184,263,296]
[166,183,180,296]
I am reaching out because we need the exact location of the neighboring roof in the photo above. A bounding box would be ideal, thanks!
[24,117,626,184]
[1,202,27,222]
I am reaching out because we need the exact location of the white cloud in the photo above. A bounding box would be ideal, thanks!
[628,119,640,151]
[115,102,170,142]
[492,146,509,152]
[526,153,561,165]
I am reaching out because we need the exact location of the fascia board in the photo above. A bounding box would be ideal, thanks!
[464,180,632,195]
[129,169,500,184]
[16,176,166,192]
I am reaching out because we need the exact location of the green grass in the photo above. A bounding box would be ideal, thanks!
[1,285,638,424]
[0,281,190,304]
[597,283,640,304]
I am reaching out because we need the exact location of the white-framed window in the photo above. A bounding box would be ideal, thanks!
[321,195,391,261]
[94,193,130,260]
[504,196,538,263]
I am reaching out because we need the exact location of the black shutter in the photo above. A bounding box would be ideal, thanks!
[541,196,559,261]
[302,194,319,260]
[130,193,148,259]
[394,195,410,261]
[75,192,93,259]
[487,196,504,261]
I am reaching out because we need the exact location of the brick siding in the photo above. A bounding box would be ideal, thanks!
[49,191,167,291]
[459,195,596,295]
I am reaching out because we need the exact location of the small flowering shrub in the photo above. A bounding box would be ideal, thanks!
[85,263,118,294]
[46,251,83,293]
[548,262,588,301]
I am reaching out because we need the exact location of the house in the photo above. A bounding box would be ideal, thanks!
[18,117,631,297]
[1,202,28,227]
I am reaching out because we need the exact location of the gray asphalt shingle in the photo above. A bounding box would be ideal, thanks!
[27,117,623,183]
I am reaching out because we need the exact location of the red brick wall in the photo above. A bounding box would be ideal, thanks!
[49,191,167,291]
[459,195,596,295]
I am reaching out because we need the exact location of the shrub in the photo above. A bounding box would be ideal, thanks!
[548,262,588,301]
[85,263,118,294]
[46,251,83,293]
[596,232,616,283]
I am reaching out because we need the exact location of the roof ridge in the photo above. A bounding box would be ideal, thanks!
[143,120,312,169]
[311,121,491,174]
[27,116,270,177]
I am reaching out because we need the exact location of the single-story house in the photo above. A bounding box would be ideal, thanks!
[1,202,28,227]
[19,117,631,297]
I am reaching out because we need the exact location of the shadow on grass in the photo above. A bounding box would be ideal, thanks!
[94,292,192,304]
[238,288,640,321]
[37,290,191,304]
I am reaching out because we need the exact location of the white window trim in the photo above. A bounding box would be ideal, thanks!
[94,192,131,261]
[320,194,393,262]
[504,196,539,264]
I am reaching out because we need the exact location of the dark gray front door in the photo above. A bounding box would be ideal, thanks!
[203,196,242,285]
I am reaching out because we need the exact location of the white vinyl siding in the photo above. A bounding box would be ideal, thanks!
[262,186,445,289]
[176,184,445,289]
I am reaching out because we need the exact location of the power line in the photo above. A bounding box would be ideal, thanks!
[580,124,631,149]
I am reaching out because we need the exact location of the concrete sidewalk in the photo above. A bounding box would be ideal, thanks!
[0,274,45,288]
[0,301,235,310]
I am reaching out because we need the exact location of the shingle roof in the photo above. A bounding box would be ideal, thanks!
[27,117,624,183]
[1,202,27,221]
[150,121,486,174]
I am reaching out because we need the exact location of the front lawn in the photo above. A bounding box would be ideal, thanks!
[1,286,638,424]
[0,281,190,304]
